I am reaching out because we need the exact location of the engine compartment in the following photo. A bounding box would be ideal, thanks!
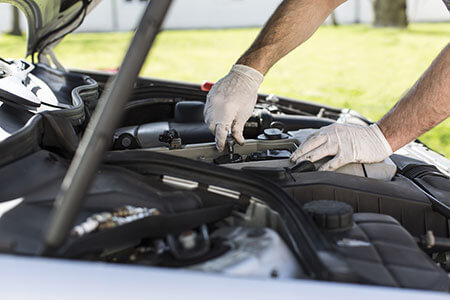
[114,100,397,179]
[106,82,450,288]
[0,65,450,292]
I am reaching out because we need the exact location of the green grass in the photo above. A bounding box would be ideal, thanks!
[1,23,449,156]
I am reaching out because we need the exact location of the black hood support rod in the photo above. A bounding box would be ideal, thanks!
[44,0,173,252]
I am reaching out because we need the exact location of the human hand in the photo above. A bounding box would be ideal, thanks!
[204,64,263,151]
[290,123,393,171]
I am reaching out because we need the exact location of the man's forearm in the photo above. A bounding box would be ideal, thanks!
[377,43,450,152]
[236,0,346,75]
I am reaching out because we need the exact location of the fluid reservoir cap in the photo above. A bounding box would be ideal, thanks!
[303,200,353,230]
[258,128,289,140]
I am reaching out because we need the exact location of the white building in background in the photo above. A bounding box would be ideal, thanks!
[0,0,449,33]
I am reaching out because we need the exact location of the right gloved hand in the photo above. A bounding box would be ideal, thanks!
[290,123,393,171]
[204,64,264,151]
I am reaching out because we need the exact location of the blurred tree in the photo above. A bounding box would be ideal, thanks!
[9,6,22,36]
[372,0,408,28]
[331,12,339,26]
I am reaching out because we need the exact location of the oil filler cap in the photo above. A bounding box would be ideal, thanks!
[303,200,353,230]
[257,128,289,140]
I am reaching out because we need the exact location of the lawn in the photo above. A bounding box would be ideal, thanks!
[0,23,449,156]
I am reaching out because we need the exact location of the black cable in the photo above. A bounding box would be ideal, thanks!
[32,0,90,64]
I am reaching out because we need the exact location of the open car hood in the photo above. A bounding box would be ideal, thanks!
[1,0,101,58]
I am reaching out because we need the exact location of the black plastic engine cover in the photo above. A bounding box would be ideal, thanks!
[327,213,449,291]
[282,171,449,238]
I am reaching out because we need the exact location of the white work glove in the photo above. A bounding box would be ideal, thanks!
[204,64,264,151]
[290,123,393,171]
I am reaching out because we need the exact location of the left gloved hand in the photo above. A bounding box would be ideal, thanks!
[203,64,264,152]
[290,123,393,171]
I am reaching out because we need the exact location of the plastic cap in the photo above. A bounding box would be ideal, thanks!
[303,200,353,230]
[201,81,215,92]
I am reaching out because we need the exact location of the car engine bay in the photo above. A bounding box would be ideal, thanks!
[0,62,449,292]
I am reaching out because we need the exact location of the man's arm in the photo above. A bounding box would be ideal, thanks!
[378,43,450,151]
[237,0,346,74]
[290,44,450,171]
[205,0,346,151]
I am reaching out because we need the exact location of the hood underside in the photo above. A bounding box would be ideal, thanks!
[1,0,101,57]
